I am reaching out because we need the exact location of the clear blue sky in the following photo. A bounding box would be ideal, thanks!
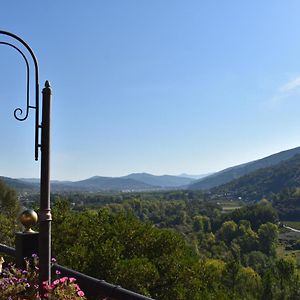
[1,1,300,180]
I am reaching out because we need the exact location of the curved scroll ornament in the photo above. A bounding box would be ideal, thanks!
[0,41,31,121]
[0,31,40,160]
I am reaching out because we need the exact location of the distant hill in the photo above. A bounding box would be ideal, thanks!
[17,178,40,184]
[211,154,300,201]
[189,146,300,190]
[4,173,196,193]
[178,173,213,180]
[70,176,157,192]
[123,173,195,187]
[0,176,38,192]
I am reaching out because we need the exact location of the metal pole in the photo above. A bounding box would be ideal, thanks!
[39,80,52,288]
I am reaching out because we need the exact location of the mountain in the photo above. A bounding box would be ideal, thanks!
[211,154,300,201]
[9,146,300,194]
[0,176,38,192]
[189,146,300,190]
[69,176,157,192]
[17,178,40,184]
[13,173,196,192]
[178,173,213,180]
[123,173,195,187]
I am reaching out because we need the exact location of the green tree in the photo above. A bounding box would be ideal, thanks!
[193,215,211,232]
[261,270,276,300]
[216,221,238,245]
[234,222,259,254]
[258,222,278,256]
[51,202,201,299]
[236,266,262,299]
[113,258,159,297]
[222,260,240,298]
[0,181,21,245]
[243,251,269,275]
[274,256,296,299]
[201,258,225,293]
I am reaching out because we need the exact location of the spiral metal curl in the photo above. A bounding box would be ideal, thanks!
[0,41,32,121]
[0,31,40,160]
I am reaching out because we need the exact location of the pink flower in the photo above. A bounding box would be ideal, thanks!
[69,277,76,283]
[73,283,80,291]
[77,290,85,297]
[53,279,60,285]
[60,276,68,283]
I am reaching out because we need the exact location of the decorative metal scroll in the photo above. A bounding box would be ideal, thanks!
[0,42,31,121]
[0,31,40,160]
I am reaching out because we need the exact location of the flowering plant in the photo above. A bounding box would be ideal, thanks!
[43,276,85,299]
[0,255,86,300]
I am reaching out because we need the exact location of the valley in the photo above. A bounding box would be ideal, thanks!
[3,146,300,299]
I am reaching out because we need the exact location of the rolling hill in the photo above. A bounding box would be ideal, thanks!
[0,176,38,192]
[66,176,157,192]
[122,173,195,187]
[5,145,300,194]
[0,173,197,193]
[189,146,300,190]
[211,153,300,201]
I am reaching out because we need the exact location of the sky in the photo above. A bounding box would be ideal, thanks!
[1,1,300,180]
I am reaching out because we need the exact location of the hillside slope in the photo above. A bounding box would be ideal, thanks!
[211,154,300,201]
[0,176,38,192]
[123,173,195,187]
[70,176,157,191]
[189,146,300,190]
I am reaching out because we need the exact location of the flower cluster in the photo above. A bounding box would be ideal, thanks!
[0,255,40,300]
[43,276,86,299]
[0,255,86,300]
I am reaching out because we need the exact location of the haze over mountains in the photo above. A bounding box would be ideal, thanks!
[2,146,300,193]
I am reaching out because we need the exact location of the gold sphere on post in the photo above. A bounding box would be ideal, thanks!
[19,209,38,233]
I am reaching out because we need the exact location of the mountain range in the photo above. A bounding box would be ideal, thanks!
[2,146,300,194]
[0,173,199,193]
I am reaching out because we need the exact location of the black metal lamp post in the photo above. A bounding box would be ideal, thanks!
[0,30,52,288]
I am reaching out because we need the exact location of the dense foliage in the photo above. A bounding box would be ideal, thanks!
[49,196,300,299]
[2,179,300,299]
[0,181,21,246]
[272,188,300,220]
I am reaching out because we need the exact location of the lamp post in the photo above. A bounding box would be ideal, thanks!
[0,30,52,288]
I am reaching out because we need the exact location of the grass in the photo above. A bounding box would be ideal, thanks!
[278,227,300,266]
[222,206,242,211]
[217,201,242,213]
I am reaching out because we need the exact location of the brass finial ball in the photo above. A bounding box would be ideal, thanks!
[19,209,38,233]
